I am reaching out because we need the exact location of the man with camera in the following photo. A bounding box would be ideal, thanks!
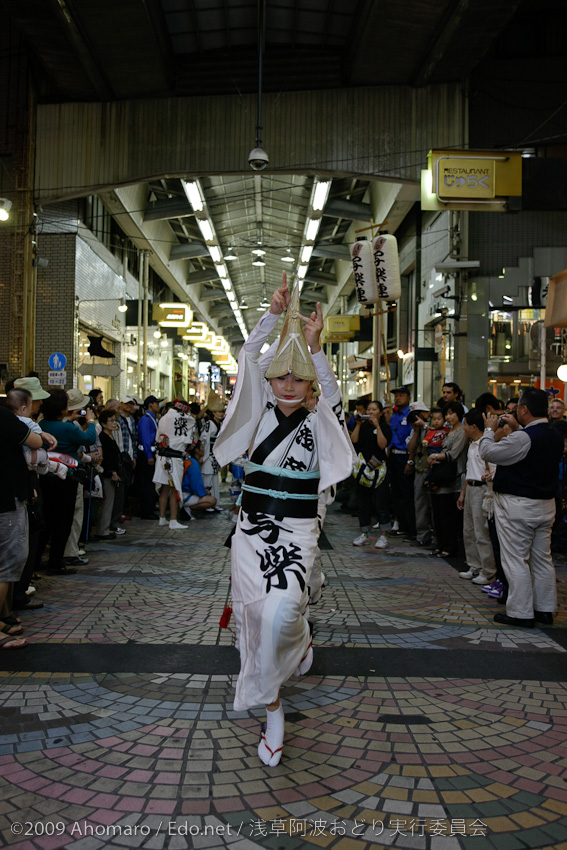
[388,386,416,538]
[406,401,433,546]
[479,388,563,627]
[111,395,138,530]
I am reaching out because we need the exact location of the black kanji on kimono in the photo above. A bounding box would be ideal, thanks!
[332,400,346,427]
[243,513,284,544]
[174,417,189,437]
[283,456,307,471]
[258,542,306,592]
[295,424,314,452]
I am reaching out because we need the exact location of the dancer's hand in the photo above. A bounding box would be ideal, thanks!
[270,279,290,315]
[298,302,323,353]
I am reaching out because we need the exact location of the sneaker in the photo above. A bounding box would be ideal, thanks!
[64,556,89,566]
[375,536,388,549]
[488,581,505,598]
[458,570,476,580]
[25,585,37,596]
[353,532,370,546]
[77,548,86,556]
[373,522,381,529]
[483,578,503,594]
[120,515,132,522]
[111,527,126,535]
[391,520,400,531]
[169,520,188,530]
[158,517,169,527]
[471,573,490,585]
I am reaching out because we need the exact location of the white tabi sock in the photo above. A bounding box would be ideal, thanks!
[258,704,285,767]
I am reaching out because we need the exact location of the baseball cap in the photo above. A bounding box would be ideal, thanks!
[14,376,50,400]
[66,388,91,411]
[143,395,162,407]
[120,394,136,405]
[392,386,411,395]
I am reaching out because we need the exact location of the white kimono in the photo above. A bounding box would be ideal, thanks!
[152,408,196,497]
[200,417,221,503]
[214,310,353,711]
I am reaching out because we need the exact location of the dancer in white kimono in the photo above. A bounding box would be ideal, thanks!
[153,400,196,530]
[199,391,225,509]
[214,279,353,767]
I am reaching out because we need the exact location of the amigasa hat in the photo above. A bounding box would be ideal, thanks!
[206,390,225,412]
[264,284,317,382]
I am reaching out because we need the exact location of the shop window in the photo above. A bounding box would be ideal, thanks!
[77,328,115,403]
[490,311,513,358]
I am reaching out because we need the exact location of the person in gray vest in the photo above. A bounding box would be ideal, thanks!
[479,388,563,628]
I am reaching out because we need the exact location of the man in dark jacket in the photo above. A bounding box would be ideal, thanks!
[136,396,160,518]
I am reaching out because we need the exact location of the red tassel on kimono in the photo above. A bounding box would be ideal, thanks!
[219,606,232,628]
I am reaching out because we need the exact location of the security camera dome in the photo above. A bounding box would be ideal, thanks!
[248,147,269,171]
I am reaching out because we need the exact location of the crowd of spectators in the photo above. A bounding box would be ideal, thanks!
[341,381,566,628]
[0,379,227,648]
[1,371,565,649]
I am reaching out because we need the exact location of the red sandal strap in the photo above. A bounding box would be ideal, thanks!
[260,732,283,757]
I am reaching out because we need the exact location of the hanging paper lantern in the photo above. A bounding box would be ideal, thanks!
[372,233,402,301]
[351,239,378,305]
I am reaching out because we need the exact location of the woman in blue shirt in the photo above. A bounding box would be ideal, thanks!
[38,389,97,575]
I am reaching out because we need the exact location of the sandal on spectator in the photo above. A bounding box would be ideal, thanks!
[0,635,27,649]
[0,621,24,636]
[3,616,22,626]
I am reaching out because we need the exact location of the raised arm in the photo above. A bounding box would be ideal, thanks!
[242,280,289,358]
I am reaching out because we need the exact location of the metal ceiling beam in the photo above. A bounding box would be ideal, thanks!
[412,0,471,86]
[301,289,328,304]
[139,0,175,90]
[170,243,210,260]
[324,198,372,221]
[304,270,340,286]
[145,198,193,222]
[186,269,219,285]
[51,0,114,100]
[199,288,227,302]
[312,244,351,260]
[208,302,229,317]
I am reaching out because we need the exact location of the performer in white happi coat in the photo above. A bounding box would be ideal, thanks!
[214,279,353,767]
[153,400,196,530]
[199,391,225,508]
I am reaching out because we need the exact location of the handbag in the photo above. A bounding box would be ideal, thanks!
[120,450,134,469]
[352,452,387,488]
[424,456,458,489]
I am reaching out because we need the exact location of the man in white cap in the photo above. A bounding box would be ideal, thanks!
[63,388,95,565]
[110,395,138,529]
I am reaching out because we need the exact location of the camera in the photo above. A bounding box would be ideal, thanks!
[248,146,269,171]
[80,409,87,416]
[408,410,423,425]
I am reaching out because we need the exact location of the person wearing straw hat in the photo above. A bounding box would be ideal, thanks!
[214,278,353,767]
[199,390,225,510]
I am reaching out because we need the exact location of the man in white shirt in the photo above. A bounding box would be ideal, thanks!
[457,409,496,585]
[479,388,563,628]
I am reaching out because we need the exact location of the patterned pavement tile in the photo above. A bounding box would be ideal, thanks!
[0,493,566,849]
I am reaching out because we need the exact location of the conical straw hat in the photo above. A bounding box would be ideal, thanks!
[265,284,317,381]
[206,390,225,412]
